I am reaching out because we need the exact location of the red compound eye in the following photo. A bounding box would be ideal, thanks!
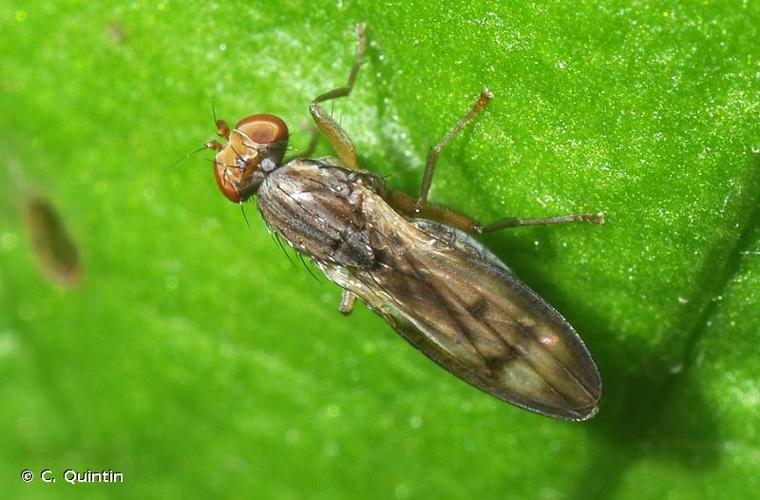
[213,162,241,203]
[235,114,288,144]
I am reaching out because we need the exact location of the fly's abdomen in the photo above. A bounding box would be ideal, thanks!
[321,195,602,421]
[257,159,378,268]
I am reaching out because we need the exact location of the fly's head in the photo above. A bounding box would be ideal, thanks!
[206,114,289,203]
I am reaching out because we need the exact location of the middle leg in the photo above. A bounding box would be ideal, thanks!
[414,88,493,213]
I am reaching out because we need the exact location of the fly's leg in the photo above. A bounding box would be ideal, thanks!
[309,105,358,168]
[308,23,367,169]
[312,23,366,104]
[414,88,493,213]
[339,290,358,315]
[388,186,603,234]
[386,189,484,233]
[283,123,320,163]
[476,213,604,233]
[386,88,604,232]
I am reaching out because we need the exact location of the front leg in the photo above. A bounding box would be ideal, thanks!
[309,104,358,168]
[308,23,367,169]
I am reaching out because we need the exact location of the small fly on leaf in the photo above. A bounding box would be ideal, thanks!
[21,195,81,288]
[205,24,603,420]
[6,164,81,288]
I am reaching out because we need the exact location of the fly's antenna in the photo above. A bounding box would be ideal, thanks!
[170,95,226,169]
[169,145,211,169]
[211,94,231,140]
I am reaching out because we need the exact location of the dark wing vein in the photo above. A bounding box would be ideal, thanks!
[386,247,577,408]
[428,258,583,406]
[347,218,600,420]
[396,250,495,374]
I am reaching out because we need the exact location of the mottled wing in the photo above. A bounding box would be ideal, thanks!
[326,197,601,420]
[260,161,601,419]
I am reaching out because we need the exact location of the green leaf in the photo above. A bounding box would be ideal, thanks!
[1,1,758,498]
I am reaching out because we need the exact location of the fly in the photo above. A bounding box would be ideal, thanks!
[6,163,81,288]
[205,24,603,420]
[21,195,81,288]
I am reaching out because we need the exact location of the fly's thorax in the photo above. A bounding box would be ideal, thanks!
[257,160,386,268]
[212,114,289,203]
